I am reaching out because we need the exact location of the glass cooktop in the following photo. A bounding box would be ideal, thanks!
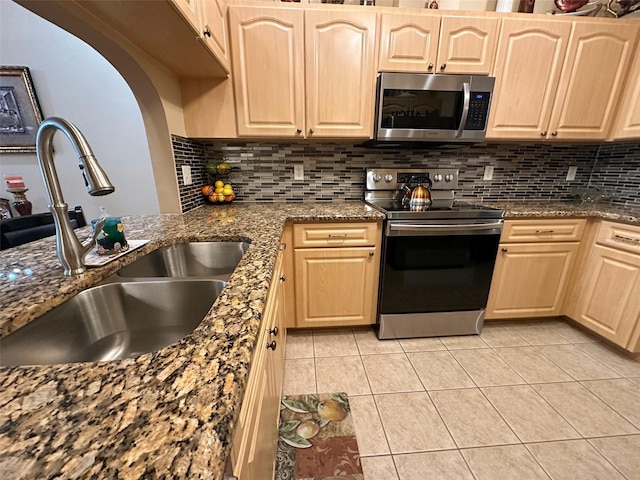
[366,200,505,220]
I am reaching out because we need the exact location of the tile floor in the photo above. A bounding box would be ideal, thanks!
[282,320,640,480]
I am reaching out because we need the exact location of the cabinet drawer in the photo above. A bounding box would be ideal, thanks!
[501,219,586,243]
[596,221,640,256]
[293,222,379,248]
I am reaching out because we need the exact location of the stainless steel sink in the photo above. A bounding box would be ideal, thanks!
[0,280,225,367]
[116,241,250,279]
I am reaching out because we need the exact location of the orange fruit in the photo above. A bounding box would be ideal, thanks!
[208,194,218,203]
[202,185,214,196]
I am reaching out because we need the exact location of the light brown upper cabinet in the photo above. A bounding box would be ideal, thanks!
[487,18,572,140]
[378,13,440,73]
[488,18,638,141]
[172,0,231,73]
[229,5,377,138]
[549,21,638,141]
[229,6,305,137]
[378,13,498,75]
[198,0,231,72]
[612,41,640,140]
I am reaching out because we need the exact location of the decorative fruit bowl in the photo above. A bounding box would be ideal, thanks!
[202,183,236,204]
[206,162,231,176]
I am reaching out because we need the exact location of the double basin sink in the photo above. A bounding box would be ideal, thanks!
[0,241,250,367]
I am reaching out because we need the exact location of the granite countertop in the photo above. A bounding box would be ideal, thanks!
[1,199,638,479]
[486,200,640,226]
[0,202,384,480]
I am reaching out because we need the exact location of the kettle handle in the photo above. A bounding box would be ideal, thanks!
[408,175,432,189]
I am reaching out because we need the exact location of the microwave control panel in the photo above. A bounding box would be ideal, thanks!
[465,92,491,130]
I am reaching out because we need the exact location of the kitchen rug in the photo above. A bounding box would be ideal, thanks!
[275,392,364,480]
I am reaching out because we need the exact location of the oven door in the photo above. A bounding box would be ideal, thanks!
[379,220,502,316]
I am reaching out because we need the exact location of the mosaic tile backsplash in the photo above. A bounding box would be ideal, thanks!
[172,135,640,213]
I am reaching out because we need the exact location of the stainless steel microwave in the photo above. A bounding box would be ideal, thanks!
[371,73,495,145]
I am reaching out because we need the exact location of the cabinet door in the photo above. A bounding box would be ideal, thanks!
[549,22,638,141]
[294,247,378,327]
[378,13,440,73]
[485,242,580,319]
[437,16,499,75]
[573,244,640,349]
[305,10,377,138]
[171,0,200,34]
[199,0,230,72]
[487,18,571,140]
[248,351,280,480]
[229,6,305,137]
[612,31,640,140]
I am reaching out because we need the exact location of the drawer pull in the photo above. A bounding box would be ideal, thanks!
[270,327,279,336]
[267,340,277,350]
[535,230,555,234]
[501,247,508,253]
[328,234,347,239]
[369,251,375,256]
[280,275,286,282]
[612,234,640,245]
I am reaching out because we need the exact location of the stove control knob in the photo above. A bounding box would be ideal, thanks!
[444,174,454,182]
[384,174,393,183]
[372,174,382,182]
[433,174,443,182]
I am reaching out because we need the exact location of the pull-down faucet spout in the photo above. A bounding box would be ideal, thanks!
[36,117,115,276]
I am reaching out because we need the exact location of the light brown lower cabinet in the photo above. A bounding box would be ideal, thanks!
[288,221,382,328]
[228,245,286,480]
[485,219,586,320]
[566,221,640,353]
[485,242,581,319]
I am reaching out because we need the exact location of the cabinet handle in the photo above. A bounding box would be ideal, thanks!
[270,326,279,336]
[309,128,314,135]
[440,63,446,71]
[428,63,434,71]
[501,247,508,253]
[328,234,347,238]
[296,128,302,135]
[612,234,640,245]
[551,131,558,137]
[203,26,211,37]
[369,251,375,256]
[280,275,286,282]
[540,131,547,136]
[267,340,277,350]
[280,242,286,251]
[535,230,555,234]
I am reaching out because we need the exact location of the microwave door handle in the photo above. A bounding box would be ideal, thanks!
[455,82,471,138]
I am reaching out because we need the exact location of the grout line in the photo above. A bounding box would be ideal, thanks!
[579,379,640,432]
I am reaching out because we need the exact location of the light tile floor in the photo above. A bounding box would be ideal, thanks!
[282,320,640,480]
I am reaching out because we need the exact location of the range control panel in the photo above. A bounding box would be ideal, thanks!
[366,168,459,191]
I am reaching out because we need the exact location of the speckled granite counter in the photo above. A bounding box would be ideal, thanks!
[484,200,640,226]
[0,202,384,480]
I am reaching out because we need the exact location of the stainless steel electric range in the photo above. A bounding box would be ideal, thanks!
[365,168,505,340]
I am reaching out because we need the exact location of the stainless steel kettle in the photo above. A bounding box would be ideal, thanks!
[401,175,433,211]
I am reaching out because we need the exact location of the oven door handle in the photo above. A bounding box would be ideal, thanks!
[455,82,471,138]
[387,221,503,236]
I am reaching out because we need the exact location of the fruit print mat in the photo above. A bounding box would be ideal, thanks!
[275,392,364,480]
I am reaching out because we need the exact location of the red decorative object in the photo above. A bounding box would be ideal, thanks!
[554,0,589,11]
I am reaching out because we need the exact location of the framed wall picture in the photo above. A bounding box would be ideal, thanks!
[0,66,44,153]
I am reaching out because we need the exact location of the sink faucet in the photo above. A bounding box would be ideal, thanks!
[36,117,115,276]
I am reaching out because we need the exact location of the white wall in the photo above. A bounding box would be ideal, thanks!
[0,0,160,221]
